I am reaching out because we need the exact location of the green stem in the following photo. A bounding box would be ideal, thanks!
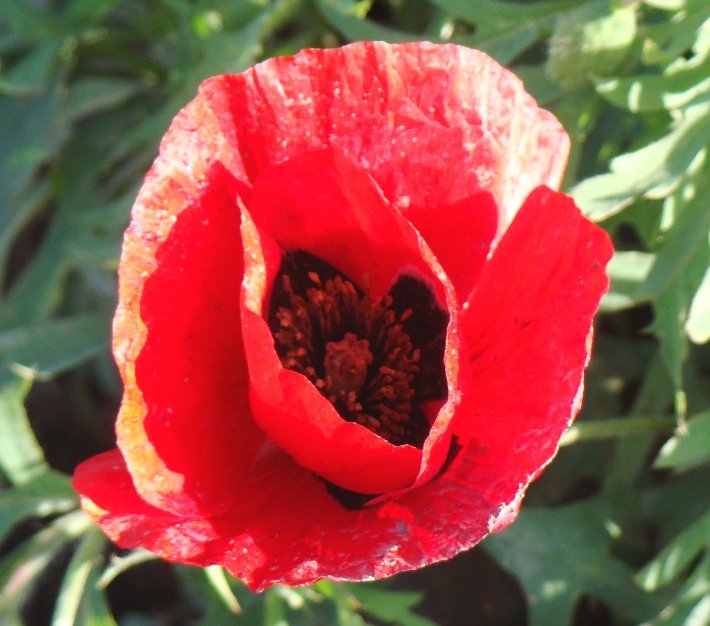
[559,416,677,446]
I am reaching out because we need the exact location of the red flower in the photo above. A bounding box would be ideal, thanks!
[73,41,612,590]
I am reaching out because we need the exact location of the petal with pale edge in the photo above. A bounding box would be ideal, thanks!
[72,42,610,591]
[202,41,568,233]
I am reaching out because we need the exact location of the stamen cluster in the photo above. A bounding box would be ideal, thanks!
[273,270,421,445]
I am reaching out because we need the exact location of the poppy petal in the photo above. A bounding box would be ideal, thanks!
[74,446,499,591]
[403,192,498,303]
[73,450,217,563]
[457,186,613,521]
[121,164,265,516]
[200,41,568,234]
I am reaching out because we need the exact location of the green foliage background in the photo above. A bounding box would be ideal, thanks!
[1,0,710,624]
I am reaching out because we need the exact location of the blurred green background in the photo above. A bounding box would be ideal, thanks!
[2,0,710,624]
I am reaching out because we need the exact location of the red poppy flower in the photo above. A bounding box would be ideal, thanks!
[73,41,612,590]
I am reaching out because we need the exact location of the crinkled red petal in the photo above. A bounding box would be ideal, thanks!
[200,41,568,234]
[456,186,613,527]
[128,165,265,516]
[403,192,497,303]
[73,444,499,592]
[72,450,218,563]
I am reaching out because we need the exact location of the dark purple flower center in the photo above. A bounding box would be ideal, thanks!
[268,251,448,448]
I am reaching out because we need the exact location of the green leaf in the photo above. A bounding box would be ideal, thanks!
[642,554,710,626]
[656,410,710,470]
[514,66,565,106]
[643,0,684,9]
[0,38,64,95]
[0,510,93,623]
[64,0,123,25]
[642,1,710,66]
[634,173,710,302]
[456,18,555,66]
[0,180,51,292]
[75,558,119,626]
[96,550,157,590]
[560,415,676,445]
[596,63,710,113]
[0,80,64,279]
[51,524,108,626]
[204,566,241,614]
[485,499,667,625]
[0,0,56,38]
[0,313,111,377]
[109,0,300,166]
[638,507,710,591]
[314,0,419,43]
[0,471,78,544]
[600,251,654,312]
[347,583,438,626]
[0,375,47,485]
[546,1,637,88]
[431,0,570,65]
[686,262,710,343]
[63,77,145,123]
[572,97,710,220]
[427,0,576,29]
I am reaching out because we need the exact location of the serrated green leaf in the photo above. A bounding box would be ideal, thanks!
[572,98,710,220]
[656,410,710,470]
[486,499,667,626]
[0,375,47,485]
